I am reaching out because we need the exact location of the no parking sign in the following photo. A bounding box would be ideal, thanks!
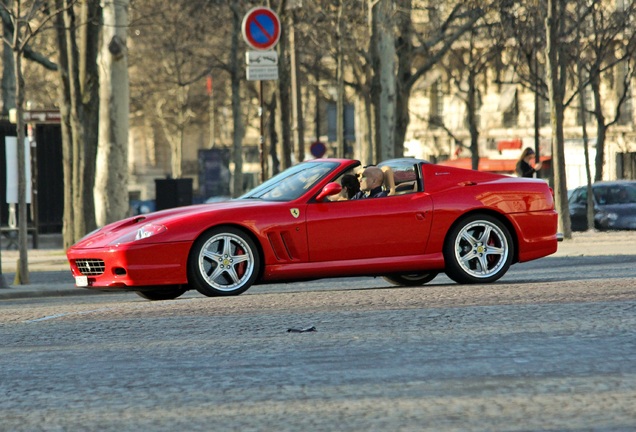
[242,7,281,51]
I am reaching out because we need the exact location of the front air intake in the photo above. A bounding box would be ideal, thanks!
[75,259,105,276]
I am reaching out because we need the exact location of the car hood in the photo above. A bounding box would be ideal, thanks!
[70,199,277,249]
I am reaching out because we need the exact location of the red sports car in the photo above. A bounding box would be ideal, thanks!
[67,158,559,300]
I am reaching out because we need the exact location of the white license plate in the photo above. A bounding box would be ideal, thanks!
[75,276,89,287]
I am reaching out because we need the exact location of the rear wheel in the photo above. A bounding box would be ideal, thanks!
[383,272,438,287]
[188,227,260,297]
[135,285,188,301]
[443,214,513,284]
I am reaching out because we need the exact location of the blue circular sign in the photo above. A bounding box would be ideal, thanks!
[310,141,327,158]
[242,7,281,51]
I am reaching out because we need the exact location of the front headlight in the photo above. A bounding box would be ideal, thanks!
[604,212,619,222]
[598,211,619,227]
[135,223,167,240]
[111,223,167,245]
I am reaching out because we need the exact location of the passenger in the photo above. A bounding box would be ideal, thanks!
[329,174,360,201]
[340,174,361,200]
[515,147,542,178]
[352,166,388,199]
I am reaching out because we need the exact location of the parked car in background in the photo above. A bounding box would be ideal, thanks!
[569,181,636,231]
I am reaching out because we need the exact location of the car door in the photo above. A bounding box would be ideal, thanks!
[305,193,433,263]
[569,187,588,230]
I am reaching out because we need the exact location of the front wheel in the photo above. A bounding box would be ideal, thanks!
[188,227,260,297]
[383,272,438,287]
[443,214,514,284]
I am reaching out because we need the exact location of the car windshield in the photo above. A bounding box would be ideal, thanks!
[595,184,636,205]
[240,161,340,201]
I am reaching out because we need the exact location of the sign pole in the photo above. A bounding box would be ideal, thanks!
[242,6,281,184]
[0,224,7,288]
[259,80,265,183]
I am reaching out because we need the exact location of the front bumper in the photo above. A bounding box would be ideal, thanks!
[67,241,191,289]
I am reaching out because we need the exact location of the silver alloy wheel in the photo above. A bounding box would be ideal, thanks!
[198,232,255,292]
[453,219,509,279]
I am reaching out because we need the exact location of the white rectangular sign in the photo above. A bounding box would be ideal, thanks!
[4,136,32,204]
[246,50,278,66]
[246,65,279,81]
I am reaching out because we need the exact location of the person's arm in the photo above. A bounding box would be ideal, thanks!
[516,161,535,177]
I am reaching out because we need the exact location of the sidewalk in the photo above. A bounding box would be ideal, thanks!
[0,234,103,300]
[1,231,635,300]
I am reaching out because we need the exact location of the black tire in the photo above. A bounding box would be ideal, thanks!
[188,227,260,297]
[135,285,188,301]
[383,272,438,287]
[443,214,514,284]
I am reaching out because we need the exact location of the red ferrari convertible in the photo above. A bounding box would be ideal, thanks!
[67,158,559,300]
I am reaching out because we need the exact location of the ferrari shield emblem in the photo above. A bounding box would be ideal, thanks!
[290,208,300,218]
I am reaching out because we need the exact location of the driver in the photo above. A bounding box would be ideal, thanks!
[352,166,387,199]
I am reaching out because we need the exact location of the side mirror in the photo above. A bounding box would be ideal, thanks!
[315,182,342,202]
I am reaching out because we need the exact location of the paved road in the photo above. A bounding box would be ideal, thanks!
[1,251,635,431]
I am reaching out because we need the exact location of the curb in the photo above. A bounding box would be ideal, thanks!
[0,284,107,300]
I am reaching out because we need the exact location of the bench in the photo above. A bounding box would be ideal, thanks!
[0,226,39,249]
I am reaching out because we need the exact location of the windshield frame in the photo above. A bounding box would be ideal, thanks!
[239,160,341,202]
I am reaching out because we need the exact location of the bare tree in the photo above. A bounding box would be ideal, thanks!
[54,0,100,247]
[1,0,69,283]
[129,0,221,179]
[1,4,58,115]
[576,0,636,182]
[94,0,129,226]
[498,1,548,170]
[390,1,487,160]
[444,18,504,170]
[370,0,397,160]
[229,2,244,196]
[545,0,571,238]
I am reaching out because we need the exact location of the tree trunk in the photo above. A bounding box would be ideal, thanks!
[576,8,594,231]
[13,38,30,284]
[357,91,375,166]
[289,10,305,163]
[269,94,279,176]
[230,4,244,196]
[276,20,292,168]
[467,68,480,171]
[62,0,87,240]
[78,0,100,234]
[545,0,571,239]
[394,0,413,158]
[591,75,606,182]
[336,0,345,158]
[54,4,75,249]
[371,0,396,161]
[578,69,594,231]
[1,13,16,116]
[95,0,129,226]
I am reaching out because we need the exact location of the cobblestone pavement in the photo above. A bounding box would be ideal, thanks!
[1,230,636,299]
[1,272,635,431]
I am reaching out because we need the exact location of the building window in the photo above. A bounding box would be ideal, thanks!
[502,91,519,128]
[541,98,551,126]
[619,93,633,126]
[429,78,444,129]
[618,61,633,126]
[464,91,482,130]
